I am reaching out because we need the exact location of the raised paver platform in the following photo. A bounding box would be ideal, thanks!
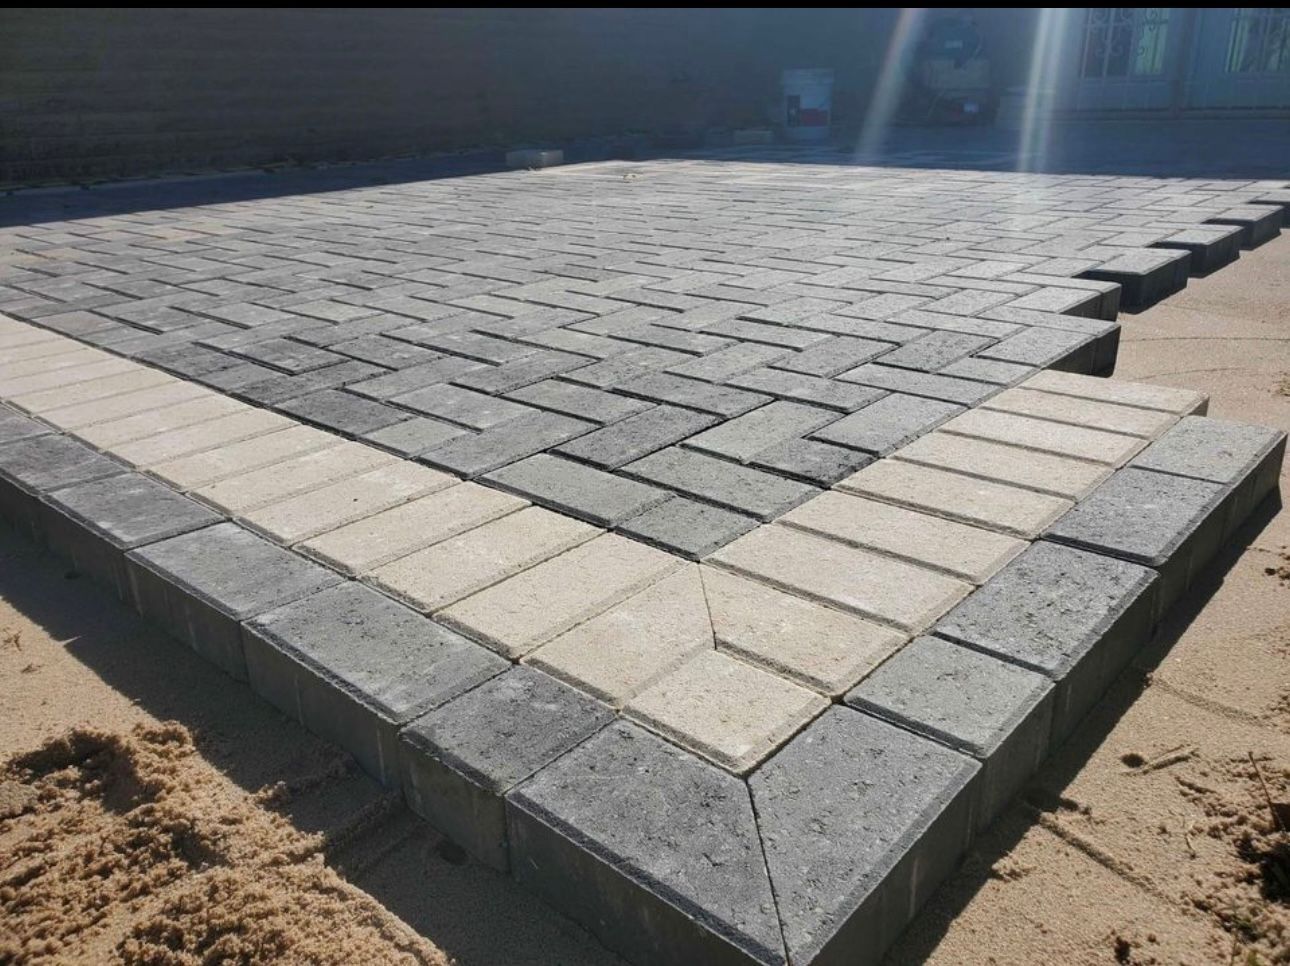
[0,150,1286,966]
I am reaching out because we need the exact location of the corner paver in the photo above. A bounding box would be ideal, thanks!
[526,567,712,707]
[243,581,506,786]
[934,541,1158,744]
[401,665,612,870]
[845,634,1053,829]
[300,482,525,575]
[838,459,1073,538]
[438,533,681,658]
[125,521,342,679]
[749,707,979,966]
[782,490,1026,584]
[702,566,905,696]
[625,648,826,774]
[368,506,597,613]
[709,523,972,633]
[507,721,786,966]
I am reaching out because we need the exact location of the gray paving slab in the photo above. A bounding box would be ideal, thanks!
[243,581,506,786]
[845,634,1053,830]
[935,541,1158,744]
[508,720,786,966]
[623,446,819,521]
[749,707,980,966]
[811,393,963,456]
[1046,465,1229,609]
[38,471,221,600]
[484,452,670,527]
[615,495,759,559]
[125,521,342,679]
[0,434,125,538]
[554,405,717,470]
[400,666,612,870]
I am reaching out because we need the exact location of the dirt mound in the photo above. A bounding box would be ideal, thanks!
[0,723,445,965]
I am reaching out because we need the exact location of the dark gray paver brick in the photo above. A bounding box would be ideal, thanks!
[346,355,487,400]
[420,410,593,478]
[361,416,468,457]
[278,389,410,436]
[616,495,759,560]
[1083,248,1191,308]
[729,368,885,412]
[1130,415,1285,533]
[484,453,670,527]
[977,326,1100,372]
[330,335,442,368]
[811,393,964,455]
[845,635,1053,830]
[504,379,653,424]
[228,337,345,374]
[403,665,612,870]
[453,350,591,394]
[1046,466,1229,609]
[236,360,386,405]
[0,434,125,538]
[555,404,717,469]
[508,720,785,965]
[667,342,790,381]
[749,437,874,486]
[623,446,819,520]
[0,406,52,444]
[38,471,221,600]
[243,581,505,786]
[836,363,999,406]
[616,371,771,417]
[393,384,534,430]
[773,336,893,376]
[125,521,342,679]
[749,706,979,966]
[684,401,839,462]
[878,330,995,372]
[935,541,1157,745]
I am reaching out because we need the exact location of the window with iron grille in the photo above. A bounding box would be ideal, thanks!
[1225,8,1290,72]
[1080,8,1170,78]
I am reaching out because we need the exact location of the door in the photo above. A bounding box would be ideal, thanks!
[1072,8,1180,110]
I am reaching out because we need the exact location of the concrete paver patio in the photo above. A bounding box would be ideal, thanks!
[0,144,1286,965]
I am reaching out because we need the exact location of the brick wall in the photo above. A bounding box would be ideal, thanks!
[0,8,898,183]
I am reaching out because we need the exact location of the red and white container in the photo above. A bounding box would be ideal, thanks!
[781,68,834,142]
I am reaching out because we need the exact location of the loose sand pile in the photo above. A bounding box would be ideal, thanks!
[0,722,445,965]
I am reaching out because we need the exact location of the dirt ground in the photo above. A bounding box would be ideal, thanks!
[1,236,1288,965]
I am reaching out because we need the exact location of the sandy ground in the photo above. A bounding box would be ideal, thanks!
[2,236,1288,965]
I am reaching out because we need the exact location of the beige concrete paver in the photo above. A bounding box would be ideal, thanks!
[191,441,394,514]
[0,356,136,397]
[893,431,1112,499]
[1020,368,1208,415]
[149,425,340,490]
[8,367,174,413]
[240,461,453,545]
[837,459,1072,538]
[709,523,971,632]
[701,566,904,696]
[39,381,212,430]
[781,489,1026,583]
[982,386,1178,438]
[73,394,247,448]
[368,506,596,613]
[110,408,293,467]
[301,483,526,575]
[438,533,681,658]
[939,408,1147,465]
[624,649,827,774]
[526,566,712,706]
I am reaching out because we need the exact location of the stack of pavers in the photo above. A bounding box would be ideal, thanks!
[1,308,1282,966]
